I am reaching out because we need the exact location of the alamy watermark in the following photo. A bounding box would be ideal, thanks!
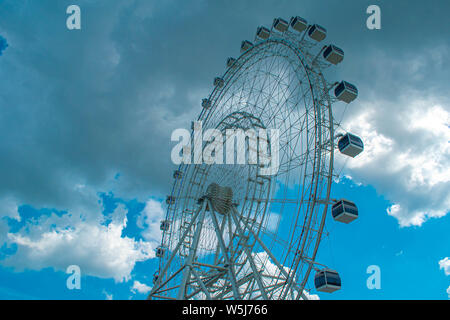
[66,265,81,290]
[366,265,381,290]
[366,5,381,30]
[171,121,280,176]
[66,5,81,30]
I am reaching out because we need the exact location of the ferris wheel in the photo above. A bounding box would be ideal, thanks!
[148,16,364,300]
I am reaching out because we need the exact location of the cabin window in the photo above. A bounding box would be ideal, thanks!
[316,25,326,32]
[335,83,345,96]
[345,82,358,93]
[332,204,343,217]
[326,273,341,286]
[343,205,358,215]
[315,275,326,288]
[338,135,350,150]
[349,135,364,148]
[333,45,344,55]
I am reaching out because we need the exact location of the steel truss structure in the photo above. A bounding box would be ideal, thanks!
[149,16,357,300]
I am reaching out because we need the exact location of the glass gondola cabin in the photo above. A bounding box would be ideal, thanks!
[308,24,327,42]
[160,220,171,231]
[332,199,358,223]
[256,26,271,39]
[155,246,166,258]
[323,44,344,65]
[226,57,236,68]
[338,133,364,158]
[201,98,211,109]
[173,170,183,179]
[334,81,358,103]
[214,77,224,88]
[153,273,159,284]
[290,16,308,32]
[166,195,175,205]
[273,18,289,32]
[240,40,253,53]
[314,269,341,293]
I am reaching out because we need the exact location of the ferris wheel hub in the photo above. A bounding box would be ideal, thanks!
[205,183,234,215]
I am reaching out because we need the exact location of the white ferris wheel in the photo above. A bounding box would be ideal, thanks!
[148,16,364,300]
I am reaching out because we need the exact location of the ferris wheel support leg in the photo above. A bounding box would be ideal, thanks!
[241,277,255,298]
[230,206,308,300]
[229,207,269,299]
[190,266,212,300]
[177,200,208,300]
[147,203,204,299]
[213,214,228,266]
[208,200,242,300]
[213,268,254,300]
[186,271,227,299]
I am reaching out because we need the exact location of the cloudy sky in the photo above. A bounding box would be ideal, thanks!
[0,0,449,299]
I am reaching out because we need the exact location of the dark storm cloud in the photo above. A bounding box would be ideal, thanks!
[0,0,448,220]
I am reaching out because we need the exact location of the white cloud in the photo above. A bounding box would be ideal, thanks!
[302,290,320,300]
[337,98,450,227]
[263,212,281,233]
[254,252,320,300]
[131,280,152,295]
[137,199,165,244]
[438,257,450,298]
[103,290,113,300]
[1,203,155,282]
[439,257,450,276]
[237,252,319,300]
[0,196,20,221]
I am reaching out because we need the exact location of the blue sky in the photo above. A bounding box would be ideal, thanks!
[0,0,449,299]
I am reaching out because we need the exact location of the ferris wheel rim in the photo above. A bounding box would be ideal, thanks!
[153,23,340,300]
[199,36,335,291]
